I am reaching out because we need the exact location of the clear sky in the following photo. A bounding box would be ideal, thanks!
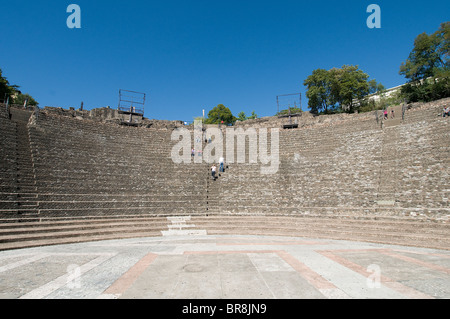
[1,0,448,121]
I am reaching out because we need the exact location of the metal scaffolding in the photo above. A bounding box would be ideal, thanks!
[118,89,146,116]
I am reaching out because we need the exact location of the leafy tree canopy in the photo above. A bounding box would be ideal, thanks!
[399,22,450,102]
[304,65,383,114]
[204,104,237,124]
[400,22,449,82]
[0,68,38,105]
[15,93,38,106]
[237,110,258,121]
[247,111,258,120]
[237,111,247,121]
[0,68,19,102]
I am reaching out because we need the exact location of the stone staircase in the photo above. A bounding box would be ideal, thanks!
[161,216,207,236]
[0,105,18,214]
[206,165,221,215]
[10,108,39,217]
[376,127,399,208]
[382,104,404,128]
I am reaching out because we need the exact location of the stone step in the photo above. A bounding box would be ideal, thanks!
[0,230,164,251]
[15,186,37,191]
[16,211,39,216]
[17,202,38,207]
[0,214,211,250]
[191,217,449,250]
[0,214,445,250]
[192,216,448,232]
[0,219,167,236]
[0,223,166,244]
[161,229,207,236]
[0,206,205,217]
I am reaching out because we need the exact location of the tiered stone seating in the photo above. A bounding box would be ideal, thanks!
[26,112,207,218]
[215,103,449,220]
[217,117,383,216]
[202,103,449,250]
[0,99,448,251]
[381,121,448,213]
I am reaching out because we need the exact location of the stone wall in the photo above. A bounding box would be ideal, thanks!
[42,106,185,129]
[233,109,377,130]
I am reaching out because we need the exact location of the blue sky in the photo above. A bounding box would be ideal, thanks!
[1,0,448,121]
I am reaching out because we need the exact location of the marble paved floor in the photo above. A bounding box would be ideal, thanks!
[0,235,449,299]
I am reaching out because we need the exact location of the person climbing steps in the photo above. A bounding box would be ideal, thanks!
[211,164,217,180]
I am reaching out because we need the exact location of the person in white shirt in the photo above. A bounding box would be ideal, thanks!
[211,164,217,180]
[443,106,450,118]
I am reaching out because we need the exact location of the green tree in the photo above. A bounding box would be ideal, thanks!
[0,68,19,102]
[399,22,450,102]
[304,65,380,113]
[400,22,449,82]
[334,65,371,113]
[248,111,258,120]
[237,110,258,121]
[237,111,247,121]
[14,93,39,106]
[303,68,332,114]
[1,68,39,106]
[204,104,237,125]
[368,79,386,95]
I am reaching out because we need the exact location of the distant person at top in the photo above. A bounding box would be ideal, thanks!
[219,156,224,172]
[391,108,395,119]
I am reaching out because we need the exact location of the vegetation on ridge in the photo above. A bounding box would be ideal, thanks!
[399,22,450,103]
[0,68,39,106]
